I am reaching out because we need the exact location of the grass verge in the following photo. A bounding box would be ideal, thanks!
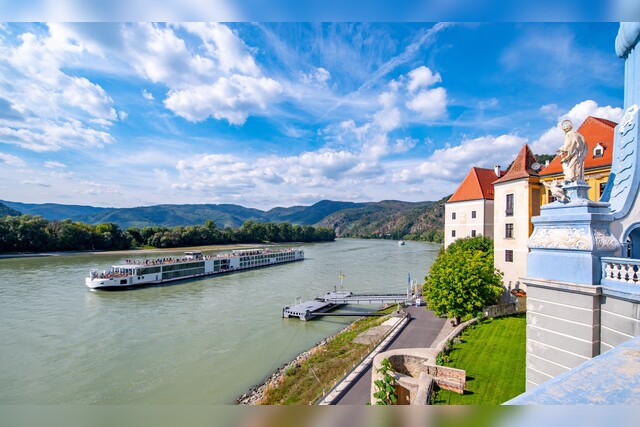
[260,306,399,405]
[432,314,526,405]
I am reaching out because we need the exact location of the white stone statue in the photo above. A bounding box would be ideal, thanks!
[542,179,569,203]
[557,120,588,183]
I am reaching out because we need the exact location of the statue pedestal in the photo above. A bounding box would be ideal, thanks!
[526,182,621,285]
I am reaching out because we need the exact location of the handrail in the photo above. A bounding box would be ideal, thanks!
[601,257,640,285]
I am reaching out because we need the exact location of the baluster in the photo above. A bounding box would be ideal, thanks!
[615,263,623,282]
[633,264,639,283]
[609,262,616,280]
[602,262,610,281]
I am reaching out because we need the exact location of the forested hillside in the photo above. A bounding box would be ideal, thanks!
[317,197,447,243]
[0,196,448,245]
[0,202,21,217]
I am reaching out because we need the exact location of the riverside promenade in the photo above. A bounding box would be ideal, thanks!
[332,306,449,405]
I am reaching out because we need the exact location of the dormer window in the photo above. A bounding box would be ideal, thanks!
[593,143,604,158]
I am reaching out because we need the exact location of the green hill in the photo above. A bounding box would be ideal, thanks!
[0,202,21,217]
[316,197,447,242]
[0,197,447,242]
[265,200,366,224]
[76,204,267,229]
[0,200,108,220]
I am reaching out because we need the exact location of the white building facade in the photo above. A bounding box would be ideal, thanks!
[444,167,501,248]
[493,144,541,293]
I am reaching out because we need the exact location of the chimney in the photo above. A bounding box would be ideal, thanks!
[545,160,550,167]
[494,165,501,177]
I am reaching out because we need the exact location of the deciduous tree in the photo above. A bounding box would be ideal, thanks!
[423,236,503,324]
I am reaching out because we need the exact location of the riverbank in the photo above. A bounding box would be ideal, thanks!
[235,327,346,405]
[237,306,402,405]
[0,242,290,260]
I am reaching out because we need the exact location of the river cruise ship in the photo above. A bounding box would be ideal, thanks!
[86,248,304,290]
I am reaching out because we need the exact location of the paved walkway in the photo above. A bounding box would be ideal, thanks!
[333,306,449,405]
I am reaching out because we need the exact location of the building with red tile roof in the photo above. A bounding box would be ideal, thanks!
[493,144,542,293]
[539,116,616,204]
[445,166,503,247]
[448,166,501,203]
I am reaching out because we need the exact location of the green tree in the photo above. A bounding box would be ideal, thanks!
[422,236,503,324]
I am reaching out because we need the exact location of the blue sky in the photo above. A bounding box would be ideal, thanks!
[0,22,626,209]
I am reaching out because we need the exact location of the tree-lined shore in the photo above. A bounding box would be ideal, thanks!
[0,215,335,254]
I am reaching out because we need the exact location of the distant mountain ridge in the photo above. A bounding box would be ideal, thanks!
[0,202,21,217]
[0,200,108,220]
[0,198,447,242]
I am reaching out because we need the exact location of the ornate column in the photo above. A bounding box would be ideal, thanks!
[527,184,620,285]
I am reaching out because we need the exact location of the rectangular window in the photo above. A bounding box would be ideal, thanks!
[451,230,456,237]
[599,182,607,199]
[505,250,513,262]
[471,230,476,237]
[505,223,514,239]
[452,212,456,220]
[505,194,514,216]
[471,210,476,219]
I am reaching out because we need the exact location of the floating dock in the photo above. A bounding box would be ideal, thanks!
[282,290,411,321]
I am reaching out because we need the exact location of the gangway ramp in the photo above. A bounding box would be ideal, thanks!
[319,291,409,305]
[282,290,412,321]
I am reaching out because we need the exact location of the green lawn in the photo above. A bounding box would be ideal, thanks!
[433,314,526,405]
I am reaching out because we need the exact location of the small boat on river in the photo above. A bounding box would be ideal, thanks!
[86,248,304,290]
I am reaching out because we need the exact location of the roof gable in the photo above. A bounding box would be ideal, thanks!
[448,167,500,203]
[540,116,616,177]
[493,144,539,185]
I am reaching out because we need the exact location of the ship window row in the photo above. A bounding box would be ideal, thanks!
[162,267,205,280]
[162,261,205,272]
[137,266,162,275]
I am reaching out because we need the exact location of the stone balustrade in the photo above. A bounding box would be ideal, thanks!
[601,257,640,286]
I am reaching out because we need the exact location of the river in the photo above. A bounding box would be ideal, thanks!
[0,239,440,404]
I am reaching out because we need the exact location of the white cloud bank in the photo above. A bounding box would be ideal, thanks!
[531,100,624,154]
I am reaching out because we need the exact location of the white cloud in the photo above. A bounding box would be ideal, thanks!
[531,100,624,154]
[122,23,195,86]
[0,23,120,153]
[0,119,114,152]
[406,87,447,120]
[7,28,117,122]
[539,103,559,118]
[0,152,26,167]
[407,66,442,92]
[78,180,122,196]
[180,22,260,76]
[142,90,155,100]
[302,67,331,86]
[44,160,66,168]
[417,134,527,181]
[164,75,283,125]
[373,91,401,132]
[393,137,418,153]
[21,179,51,187]
[62,76,117,120]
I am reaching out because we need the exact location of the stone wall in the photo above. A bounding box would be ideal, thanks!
[372,347,466,404]
[600,290,640,353]
[484,302,519,318]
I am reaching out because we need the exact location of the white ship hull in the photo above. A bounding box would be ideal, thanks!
[86,248,304,290]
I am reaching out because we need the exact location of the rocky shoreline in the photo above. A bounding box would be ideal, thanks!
[235,325,351,405]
